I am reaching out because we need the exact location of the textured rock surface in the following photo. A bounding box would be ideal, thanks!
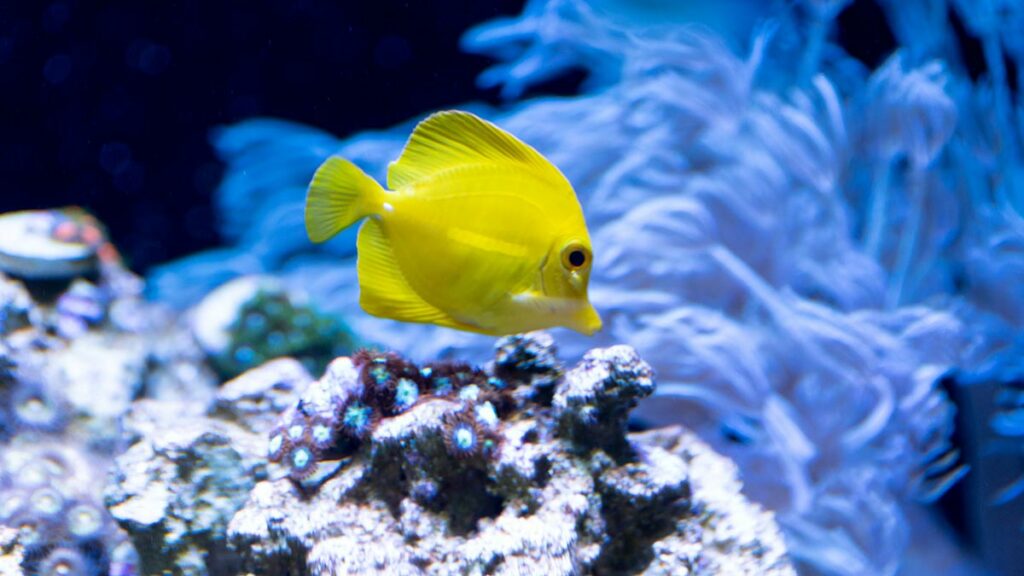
[634,426,794,575]
[0,441,127,576]
[0,527,22,576]
[213,357,314,434]
[228,409,792,575]
[0,274,35,335]
[555,345,657,458]
[190,275,356,380]
[0,233,201,576]
[91,331,795,575]
[41,331,149,448]
[105,401,267,575]
[97,333,794,575]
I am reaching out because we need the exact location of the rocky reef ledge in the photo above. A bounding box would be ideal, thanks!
[105,333,795,575]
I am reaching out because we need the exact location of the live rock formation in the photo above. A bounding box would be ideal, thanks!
[107,333,795,575]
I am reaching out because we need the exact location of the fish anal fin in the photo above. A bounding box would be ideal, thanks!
[387,110,563,190]
[356,219,481,332]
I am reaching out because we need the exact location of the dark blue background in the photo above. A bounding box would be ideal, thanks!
[0,0,526,271]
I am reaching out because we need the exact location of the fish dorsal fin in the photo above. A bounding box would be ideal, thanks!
[356,218,482,333]
[387,110,565,190]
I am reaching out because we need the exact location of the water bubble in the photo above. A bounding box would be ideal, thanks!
[43,53,72,85]
[373,35,412,69]
[99,142,132,175]
[43,2,72,33]
[0,37,13,64]
[138,43,171,75]
[234,346,256,365]
[243,312,267,332]
[126,39,171,75]
[113,162,145,194]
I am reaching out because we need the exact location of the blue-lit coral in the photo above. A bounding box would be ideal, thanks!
[0,446,121,576]
[219,337,796,574]
[353,349,426,416]
[37,546,91,576]
[267,412,330,481]
[307,415,335,452]
[266,348,511,486]
[392,378,419,413]
[266,425,288,463]
[9,380,69,434]
[212,288,358,379]
[148,0,1024,573]
[338,400,376,440]
[555,344,656,459]
[441,409,484,459]
[0,214,212,576]
[283,442,318,481]
[64,501,109,544]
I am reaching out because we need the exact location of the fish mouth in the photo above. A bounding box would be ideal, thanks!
[570,303,602,336]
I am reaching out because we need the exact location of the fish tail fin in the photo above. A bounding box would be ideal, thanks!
[305,156,385,243]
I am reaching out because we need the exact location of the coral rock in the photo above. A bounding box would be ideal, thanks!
[0,274,35,334]
[636,427,795,575]
[104,344,792,575]
[554,345,656,457]
[0,210,98,280]
[218,346,792,575]
[105,401,266,575]
[493,331,563,403]
[0,527,23,576]
[214,357,314,433]
[42,331,148,447]
[299,356,363,419]
[191,275,356,379]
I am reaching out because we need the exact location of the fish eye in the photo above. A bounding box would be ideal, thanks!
[561,243,589,270]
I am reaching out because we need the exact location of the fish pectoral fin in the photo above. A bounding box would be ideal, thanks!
[356,219,477,332]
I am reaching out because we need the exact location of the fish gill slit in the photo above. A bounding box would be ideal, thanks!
[537,251,549,295]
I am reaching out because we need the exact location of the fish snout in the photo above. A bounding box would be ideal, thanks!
[571,303,603,336]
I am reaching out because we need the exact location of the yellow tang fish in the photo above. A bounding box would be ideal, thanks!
[304,110,602,336]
